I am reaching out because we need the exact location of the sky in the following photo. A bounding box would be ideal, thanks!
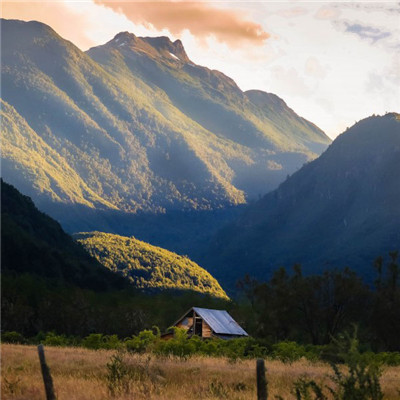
[2,1,399,139]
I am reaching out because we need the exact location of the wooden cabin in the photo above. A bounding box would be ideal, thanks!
[162,307,248,340]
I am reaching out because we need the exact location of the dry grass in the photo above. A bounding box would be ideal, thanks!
[1,344,399,400]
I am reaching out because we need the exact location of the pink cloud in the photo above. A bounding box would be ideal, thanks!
[94,0,270,46]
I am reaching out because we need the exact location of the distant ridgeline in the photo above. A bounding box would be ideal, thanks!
[1,18,330,239]
[205,114,400,288]
[75,232,228,299]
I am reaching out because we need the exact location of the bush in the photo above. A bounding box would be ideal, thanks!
[82,333,122,350]
[362,351,400,366]
[106,350,132,396]
[1,331,25,344]
[292,330,384,400]
[42,332,70,346]
[125,330,158,353]
[272,341,308,363]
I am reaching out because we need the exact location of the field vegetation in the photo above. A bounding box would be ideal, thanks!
[2,344,400,400]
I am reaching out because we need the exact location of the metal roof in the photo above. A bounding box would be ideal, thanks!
[193,307,248,336]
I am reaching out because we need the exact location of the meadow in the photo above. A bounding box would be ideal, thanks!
[2,344,400,400]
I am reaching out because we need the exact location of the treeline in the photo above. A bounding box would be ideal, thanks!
[236,252,400,351]
[1,273,230,338]
[2,251,399,354]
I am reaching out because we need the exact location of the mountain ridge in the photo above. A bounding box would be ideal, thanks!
[205,113,400,287]
[1,18,330,239]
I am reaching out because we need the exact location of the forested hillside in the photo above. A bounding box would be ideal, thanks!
[1,179,125,290]
[1,19,330,233]
[75,231,228,298]
[1,181,230,336]
[206,113,400,287]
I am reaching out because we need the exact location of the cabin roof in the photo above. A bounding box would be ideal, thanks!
[191,307,248,336]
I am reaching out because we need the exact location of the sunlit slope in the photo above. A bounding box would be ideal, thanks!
[1,18,330,217]
[206,113,400,286]
[75,231,228,299]
[1,19,243,212]
[1,100,116,209]
[88,32,331,196]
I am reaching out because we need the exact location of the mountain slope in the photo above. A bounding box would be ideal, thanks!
[87,32,330,196]
[75,231,228,299]
[1,19,330,223]
[206,113,400,287]
[0,180,126,290]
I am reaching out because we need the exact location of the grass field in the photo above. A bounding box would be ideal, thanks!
[1,344,400,400]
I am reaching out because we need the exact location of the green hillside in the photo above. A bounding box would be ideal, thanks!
[0,179,125,291]
[205,113,400,288]
[75,231,228,299]
[1,18,330,226]
[1,180,230,336]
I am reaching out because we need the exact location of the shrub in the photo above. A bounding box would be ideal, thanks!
[153,327,195,359]
[42,332,69,346]
[125,330,158,353]
[272,341,308,363]
[292,330,384,400]
[106,350,132,396]
[1,331,25,344]
[82,333,122,350]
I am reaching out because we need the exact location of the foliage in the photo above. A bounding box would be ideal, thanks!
[75,231,228,298]
[42,332,71,347]
[371,252,400,351]
[82,334,122,350]
[238,258,400,351]
[1,331,25,344]
[106,350,132,397]
[272,341,319,364]
[292,330,384,400]
[125,330,159,353]
[105,350,158,397]
[1,270,230,339]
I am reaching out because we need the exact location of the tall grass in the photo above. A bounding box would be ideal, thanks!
[1,344,400,400]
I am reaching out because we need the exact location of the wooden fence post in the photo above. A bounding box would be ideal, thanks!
[37,344,56,400]
[256,358,267,400]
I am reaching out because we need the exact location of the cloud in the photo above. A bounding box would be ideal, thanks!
[314,6,341,20]
[343,22,391,43]
[270,66,313,97]
[276,7,308,19]
[305,57,327,79]
[94,0,270,46]
[1,1,96,49]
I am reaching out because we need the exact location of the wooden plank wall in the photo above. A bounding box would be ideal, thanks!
[202,320,213,338]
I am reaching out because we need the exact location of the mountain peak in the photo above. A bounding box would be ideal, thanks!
[105,30,191,62]
[110,31,138,47]
[141,35,191,62]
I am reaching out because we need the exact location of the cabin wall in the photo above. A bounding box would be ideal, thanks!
[202,320,213,338]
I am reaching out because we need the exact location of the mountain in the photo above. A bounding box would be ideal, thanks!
[1,18,330,228]
[206,113,400,287]
[0,179,126,290]
[75,232,228,299]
